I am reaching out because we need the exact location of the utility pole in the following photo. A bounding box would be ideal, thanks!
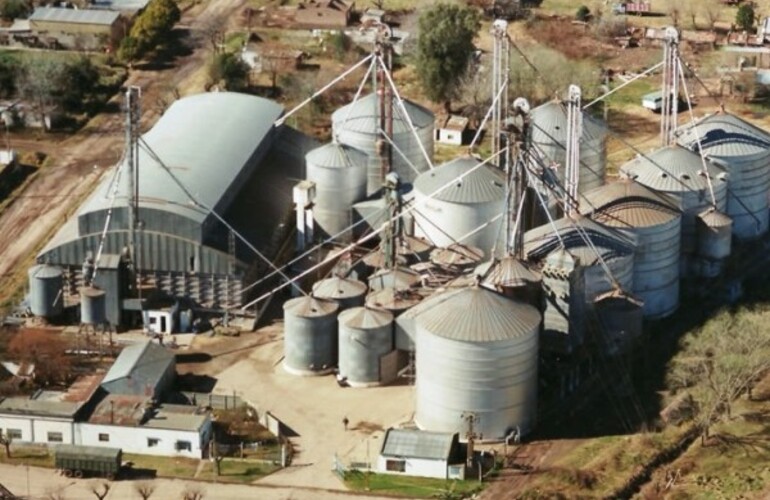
[461,412,479,469]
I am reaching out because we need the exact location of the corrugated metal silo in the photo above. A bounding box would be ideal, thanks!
[414,286,541,440]
[366,287,425,351]
[283,296,340,376]
[581,180,682,319]
[332,93,434,195]
[413,157,505,257]
[620,145,728,274]
[477,256,541,306]
[28,264,64,318]
[368,267,421,291]
[311,276,367,310]
[306,142,368,241]
[79,286,107,325]
[594,290,643,357]
[696,208,732,278]
[338,307,394,387]
[676,112,770,240]
[430,243,485,271]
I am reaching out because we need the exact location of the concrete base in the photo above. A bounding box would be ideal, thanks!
[282,362,336,377]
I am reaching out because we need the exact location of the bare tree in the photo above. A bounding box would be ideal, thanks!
[456,57,491,130]
[182,485,205,500]
[202,16,227,54]
[134,481,156,500]
[0,430,11,458]
[16,55,66,132]
[682,0,698,30]
[702,0,721,31]
[89,481,110,500]
[667,4,681,27]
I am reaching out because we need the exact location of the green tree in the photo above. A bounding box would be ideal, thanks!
[0,55,17,98]
[416,3,480,113]
[128,0,180,57]
[735,3,755,31]
[118,36,140,64]
[209,52,249,91]
[59,56,100,112]
[576,5,590,22]
[0,0,29,21]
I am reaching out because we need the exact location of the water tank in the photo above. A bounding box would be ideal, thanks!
[696,208,732,278]
[530,100,607,215]
[311,276,367,310]
[676,113,770,240]
[366,287,425,351]
[594,290,643,357]
[28,264,64,318]
[332,93,434,195]
[338,307,394,387]
[368,267,421,291]
[620,145,728,272]
[413,157,505,257]
[430,243,485,271]
[414,287,541,440]
[283,296,340,376]
[306,142,368,241]
[582,180,682,319]
[79,286,106,325]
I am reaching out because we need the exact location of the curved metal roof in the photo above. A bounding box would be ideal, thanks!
[531,100,606,145]
[414,156,506,203]
[676,113,770,158]
[477,256,541,288]
[698,208,732,228]
[283,296,339,318]
[415,286,541,342]
[79,92,284,225]
[580,179,681,228]
[620,145,727,192]
[306,142,367,168]
[312,277,368,300]
[338,306,393,329]
[524,214,637,265]
[28,264,63,279]
[331,93,434,134]
[430,243,485,268]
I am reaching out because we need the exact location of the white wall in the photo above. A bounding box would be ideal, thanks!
[376,455,448,479]
[77,420,211,458]
[0,415,74,445]
[437,129,463,146]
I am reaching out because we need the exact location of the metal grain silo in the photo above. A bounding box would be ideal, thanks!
[368,267,421,291]
[283,296,340,376]
[79,286,107,325]
[581,180,682,319]
[414,157,506,257]
[620,145,728,274]
[311,276,367,310]
[332,93,434,195]
[414,287,541,440]
[530,100,607,214]
[477,256,542,307]
[306,142,368,241]
[28,264,64,318]
[594,290,643,357]
[696,208,732,278]
[366,287,425,351]
[676,112,770,240]
[430,243,485,271]
[338,307,394,387]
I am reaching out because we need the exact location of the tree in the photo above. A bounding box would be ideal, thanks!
[134,481,155,500]
[701,0,720,31]
[0,55,17,98]
[0,430,11,458]
[16,56,66,132]
[7,328,73,385]
[181,486,205,500]
[576,5,590,22]
[736,3,755,32]
[416,3,480,113]
[128,0,180,58]
[118,36,140,65]
[59,56,100,113]
[89,481,110,500]
[682,0,698,30]
[0,0,29,21]
[208,52,249,91]
[667,3,681,27]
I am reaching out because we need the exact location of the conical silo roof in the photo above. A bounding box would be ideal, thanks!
[306,142,368,168]
[430,243,485,268]
[366,286,425,311]
[413,156,506,203]
[676,112,770,158]
[339,306,393,329]
[368,267,422,290]
[414,286,541,342]
[620,145,727,192]
[312,277,368,300]
[580,179,681,228]
[698,208,732,228]
[478,256,541,288]
[531,100,606,145]
[331,93,434,134]
[283,296,339,318]
[29,264,63,279]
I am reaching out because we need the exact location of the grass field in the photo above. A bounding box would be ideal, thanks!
[345,470,484,498]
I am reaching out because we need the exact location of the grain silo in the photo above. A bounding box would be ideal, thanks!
[676,112,770,240]
[79,286,107,325]
[305,142,368,241]
[477,256,542,307]
[413,286,541,440]
[620,145,728,274]
[581,180,682,319]
[338,307,394,387]
[366,287,425,351]
[283,296,340,376]
[332,93,434,195]
[593,289,643,357]
[28,264,64,318]
[530,99,607,215]
[311,276,367,310]
[430,243,485,271]
[368,267,422,291]
[695,208,732,278]
[413,157,506,257]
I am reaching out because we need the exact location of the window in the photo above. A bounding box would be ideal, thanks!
[385,459,406,472]
[98,433,110,442]
[7,429,21,440]
[47,432,63,443]
[147,438,159,447]
[175,440,192,452]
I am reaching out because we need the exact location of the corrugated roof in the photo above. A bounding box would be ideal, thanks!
[414,286,541,342]
[620,145,727,192]
[478,256,541,288]
[312,277,367,300]
[414,156,505,203]
[79,93,284,226]
[91,0,151,12]
[531,100,606,146]
[676,113,770,158]
[332,93,434,134]
[28,264,62,279]
[368,268,422,290]
[0,396,79,417]
[366,287,424,311]
[380,428,455,460]
[698,208,732,228]
[430,243,485,268]
[283,295,339,317]
[306,142,367,168]
[101,340,174,387]
[29,7,120,25]
[338,306,393,328]
[524,215,636,265]
[580,179,681,228]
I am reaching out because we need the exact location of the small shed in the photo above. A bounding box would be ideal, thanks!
[377,428,464,480]
[100,341,175,399]
[435,115,469,146]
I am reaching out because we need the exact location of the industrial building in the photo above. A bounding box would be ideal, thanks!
[28,7,126,51]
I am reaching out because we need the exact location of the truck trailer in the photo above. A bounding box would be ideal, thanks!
[54,445,122,479]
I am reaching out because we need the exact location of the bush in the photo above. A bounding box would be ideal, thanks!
[0,0,29,21]
[208,52,249,91]
[576,5,590,22]
[736,3,755,32]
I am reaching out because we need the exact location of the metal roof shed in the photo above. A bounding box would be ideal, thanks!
[377,428,461,479]
[101,341,175,399]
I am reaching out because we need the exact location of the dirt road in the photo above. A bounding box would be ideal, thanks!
[0,0,248,304]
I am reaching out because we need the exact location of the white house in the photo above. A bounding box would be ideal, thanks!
[436,115,470,146]
[376,428,464,480]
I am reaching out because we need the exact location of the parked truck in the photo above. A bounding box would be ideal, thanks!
[54,445,122,479]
